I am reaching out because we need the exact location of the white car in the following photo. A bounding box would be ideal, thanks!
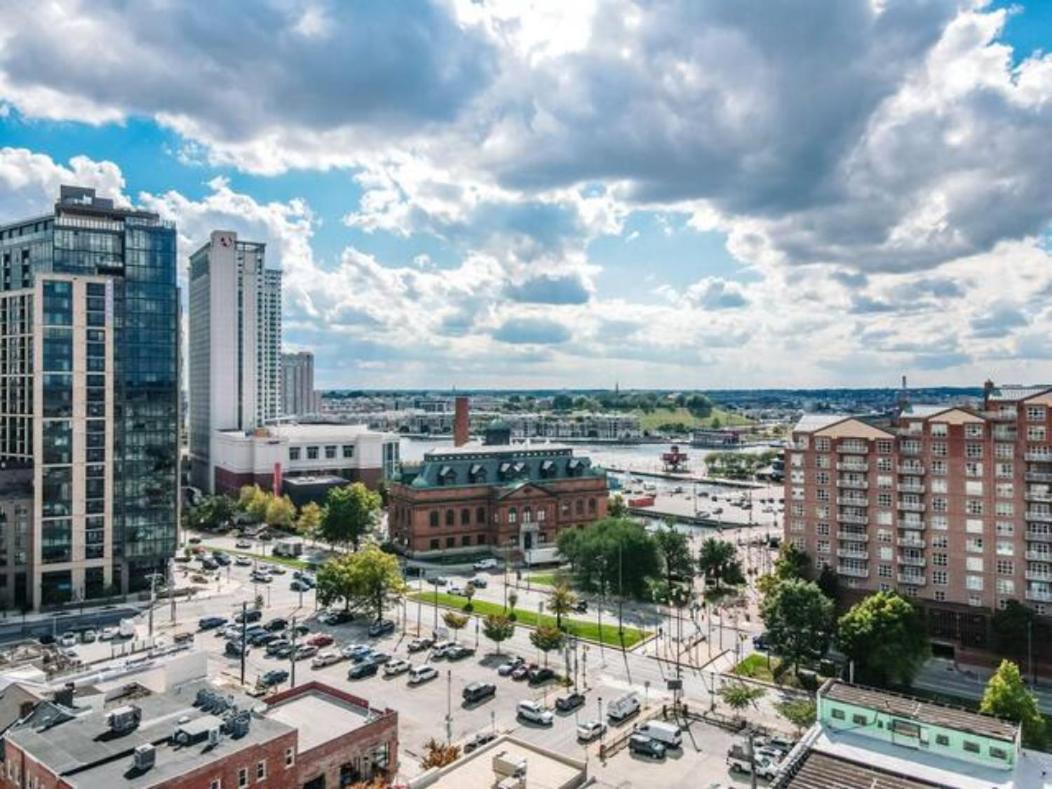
[383,659,412,677]
[59,632,78,648]
[310,650,341,669]
[431,641,457,658]
[576,719,606,741]
[408,665,439,685]
[517,700,553,726]
[473,558,498,570]
[498,656,524,676]
[99,626,119,641]
[448,584,466,596]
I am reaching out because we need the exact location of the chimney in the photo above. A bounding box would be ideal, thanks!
[983,379,995,410]
[453,396,469,447]
[54,682,75,708]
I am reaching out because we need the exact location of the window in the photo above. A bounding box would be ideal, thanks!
[933,570,948,586]
[445,510,455,527]
[445,537,454,548]
[323,445,336,459]
[935,734,949,746]
[966,480,983,496]
[967,575,983,591]
[461,508,470,525]
[966,499,984,515]
[430,539,439,550]
[429,511,439,528]
[932,535,948,549]
[307,446,319,460]
[997,521,1015,536]
[289,447,300,461]
[831,708,845,720]
[239,768,248,788]
[211,781,222,789]
[931,442,946,457]
[1028,426,1047,442]
[965,443,983,459]
[852,714,868,726]
[878,564,892,578]
[342,444,354,458]
[817,540,830,554]
[257,761,267,781]
[877,440,893,454]
[966,461,983,477]
[963,741,980,753]
[1027,406,1047,421]
[930,423,948,437]
[285,747,295,768]
[934,590,946,602]
[997,543,1014,558]
[967,538,983,553]
[932,554,947,566]
[967,557,984,572]
[816,437,830,451]
[996,578,1015,595]
[477,507,486,524]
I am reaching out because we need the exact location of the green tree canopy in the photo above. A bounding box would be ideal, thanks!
[837,591,929,686]
[443,611,469,641]
[655,524,694,589]
[186,495,236,531]
[482,614,515,655]
[760,579,834,674]
[719,682,765,719]
[265,495,296,529]
[548,584,577,630]
[773,542,812,581]
[991,600,1035,658]
[776,699,817,733]
[698,538,744,590]
[556,517,661,599]
[607,495,628,518]
[530,624,565,666]
[295,501,324,539]
[240,484,271,522]
[980,659,1046,749]
[321,482,382,549]
[316,545,405,620]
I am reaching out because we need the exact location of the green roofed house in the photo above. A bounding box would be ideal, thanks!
[773,679,1052,788]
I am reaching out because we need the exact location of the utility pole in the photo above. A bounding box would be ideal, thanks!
[445,670,453,745]
[239,601,247,686]
[417,574,423,637]
[168,559,176,625]
[148,572,158,638]
[433,574,439,634]
[290,614,298,688]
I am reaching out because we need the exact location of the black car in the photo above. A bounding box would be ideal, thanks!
[463,731,497,754]
[446,645,475,661]
[198,616,228,631]
[348,660,380,679]
[324,610,354,625]
[235,609,263,624]
[213,553,231,566]
[368,619,396,637]
[200,558,218,571]
[528,667,556,685]
[571,600,588,613]
[555,692,586,712]
[290,579,311,592]
[628,734,666,759]
[752,634,769,651]
[290,623,310,637]
[249,631,279,647]
[264,618,288,632]
[260,669,289,687]
[225,641,249,657]
[462,682,496,704]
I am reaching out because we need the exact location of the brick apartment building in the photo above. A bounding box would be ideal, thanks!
[0,680,397,789]
[785,382,1052,665]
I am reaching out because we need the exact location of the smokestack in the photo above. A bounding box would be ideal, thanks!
[453,396,469,447]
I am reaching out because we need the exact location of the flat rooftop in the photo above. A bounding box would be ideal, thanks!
[824,681,1018,741]
[783,749,940,788]
[423,441,576,457]
[412,736,585,789]
[265,690,377,753]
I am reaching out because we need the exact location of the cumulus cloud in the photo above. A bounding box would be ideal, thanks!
[492,317,572,345]
[684,277,748,310]
[505,274,591,305]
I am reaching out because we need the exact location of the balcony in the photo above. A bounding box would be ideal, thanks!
[837,478,869,490]
[1026,472,1052,483]
[837,461,868,472]
[837,496,869,507]
[1026,569,1052,582]
[897,573,926,586]
[837,548,869,560]
[837,565,869,578]
[837,531,869,543]
[898,482,925,494]
[837,513,869,525]
[1026,550,1052,562]
[1026,511,1052,522]
[898,555,927,568]
[897,538,926,549]
[900,445,922,456]
[1025,450,1052,462]
[838,443,869,455]
[993,429,1018,441]
[897,465,925,475]
[1027,531,1052,543]
[898,501,926,513]
[899,521,926,531]
[1026,589,1052,603]
[983,409,1018,422]
[1025,491,1052,503]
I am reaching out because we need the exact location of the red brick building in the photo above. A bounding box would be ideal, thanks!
[388,443,609,559]
[0,680,397,789]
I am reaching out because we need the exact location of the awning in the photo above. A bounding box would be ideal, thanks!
[567,459,581,469]
[439,465,453,477]
[499,462,512,473]
[513,462,526,473]
[540,460,554,471]
[470,464,483,475]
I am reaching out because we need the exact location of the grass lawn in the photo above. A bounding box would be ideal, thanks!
[526,572,573,588]
[409,591,649,648]
[203,545,311,571]
[733,653,778,682]
[633,406,752,432]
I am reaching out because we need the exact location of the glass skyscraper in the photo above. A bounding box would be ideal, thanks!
[0,186,178,606]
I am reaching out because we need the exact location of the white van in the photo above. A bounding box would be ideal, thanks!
[635,720,682,748]
[606,692,641,722]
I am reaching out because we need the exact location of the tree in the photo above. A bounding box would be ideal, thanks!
[698,538,744,591]
[507,590,519,621]
[239,484,261,510]
[980,660,1046,749]
[187,495,236,531]
[719,682,765,721]
[654,524,694,592]
[316,546,406,620]
[816,564,840,602]
[463,583,476,612]
[483,614,515,655]
[265,495,296,529]
[552,394,573,411]
[607,495,627,518]
[530,624,565,666]
[992,600,1035,658]
[443,611,469,642]
[557,517,661,599]
[548,584,577,631]
[295,501,324,539]
[241,485,270,522]
[837,591,930,686]
[321,483,382,550]
[421,738,460,769]
[773,542,812,581]
[776,699,817,734]
[760,579,834,675]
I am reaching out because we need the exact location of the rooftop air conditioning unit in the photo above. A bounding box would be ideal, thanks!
[133,744,155,771]
[107,705,142,735]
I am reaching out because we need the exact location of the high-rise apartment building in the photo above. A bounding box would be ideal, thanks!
[0,186,179,606]
[786,382,1052,664]
[282,350,316,417]
[188,231,281,492]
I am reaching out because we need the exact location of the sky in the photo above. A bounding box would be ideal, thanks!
[0,0,1051,391]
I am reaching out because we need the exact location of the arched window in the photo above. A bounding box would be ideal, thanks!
[588,498,596,513]
[429,511,439,528]
[523,506,532,523]
[461,508,471,525]
[445,509,455,527]
[476,507,486,524]
[508,507,518,524]
[575,499,584,515]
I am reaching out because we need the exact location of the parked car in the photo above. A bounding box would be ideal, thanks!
[407,637,434,653]
[249,571,272,584]
[368,651,392,665]
[311,651,342,669]
[200,558,219,571]
[99,626,120,641]
[342,643,372,660]
[270,642,294,659]
[572,600,588,613]
[348,660,380,679]
[463,731,497,753]
[225,641,248,657]
[293,644,318,660]
[267,564,286,575]
[307,633,334,647]
[431,641,458,659]
[469,576,488,588]
[448,584,466,596]
[235,539,252,549]
[628,734,666,759]
[576,719,606,742]
[752,634,768,651]
[383,659,412,677]
[446,645,475,661]
[473,558,498,570]
[727,752,777,780]
[264,617,288,632]
[259,669,288,687]
[320,610,354,625]
[59,632,78,648]
[408,665,439,685]
[80,630,97,644]
[511,663,532,681]
[290,579,312,592]
[368,619,396,637]
[428,576,448,586]
[498,656,524,676]
[462,682,496,704]
[235,609,263,624]
[235,555,252,566]
[555,692,586,712]
[635,721,682,749]
[517,700,553,726]
[265,639,292,656]
[607,692,641,723]
[290,623,310,637]
[188,536,202,544]
[528,667,556,685]
[199,616,228,631]
[213,553,231,566]
[249,631,279,647]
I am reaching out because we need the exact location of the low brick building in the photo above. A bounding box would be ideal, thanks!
[0,679,397,789]
[388,442,609,559]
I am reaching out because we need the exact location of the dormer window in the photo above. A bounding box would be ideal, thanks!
[438,466,456,485]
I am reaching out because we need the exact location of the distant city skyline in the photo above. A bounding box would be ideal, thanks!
[1,1,1050,389]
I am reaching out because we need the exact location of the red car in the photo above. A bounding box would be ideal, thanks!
[307,633,334,647]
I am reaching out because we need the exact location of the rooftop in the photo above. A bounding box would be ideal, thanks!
[265,688,377,753]
[823,681,1018,741]
[988,385,1052,402]
[396,441,603,489]
[219,423,392,442]
[900,403,956,418]
[782,749,939,789]
[410,735,585,789]
[792,414,852,433]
